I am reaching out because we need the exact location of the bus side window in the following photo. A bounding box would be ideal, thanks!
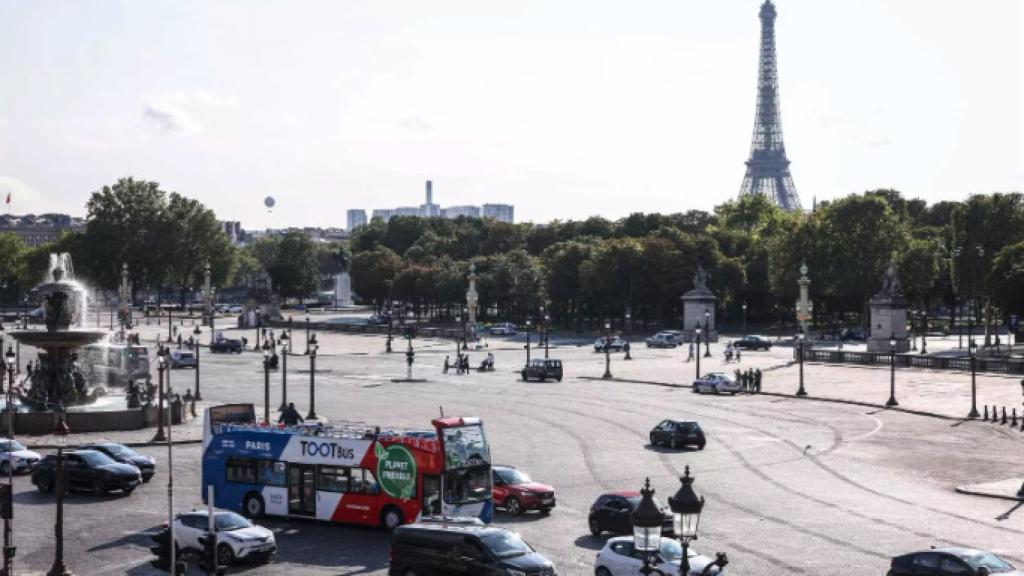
[317,466,350,492]
[361,469,380,495]
[226,458,256,484]
[257,460,286,486]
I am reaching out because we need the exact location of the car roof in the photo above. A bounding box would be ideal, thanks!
[607,491,640,498]
[398,522,505,535]
[915,547,986,557]
[492,465,517,471]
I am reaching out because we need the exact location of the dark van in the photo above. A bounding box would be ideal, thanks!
[389,522,557,576]
[521,358,563,382]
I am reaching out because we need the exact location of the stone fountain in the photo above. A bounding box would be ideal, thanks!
[10,254,108,409]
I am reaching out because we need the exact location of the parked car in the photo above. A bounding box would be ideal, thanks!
[492,465,556,515]
[227,305,244,314]
[490,322,517,336]
[521,358,563,382]
[595,536,721,576]
[645,332,681,348]
[389,522,558,576]
[594,336,627,352]
[588,491,674,537]
[732,335,773,350]
[888,547,1020,576]
[168,350,197,368]
[367,314,391,325]
[78,442,156,482]
[648,419,706,450]
[210,339,243,354]
[841,327,869,341]
[0,438,41,474]
[692,372,741,395]
[31,449,142,496]
[173,510,276,565]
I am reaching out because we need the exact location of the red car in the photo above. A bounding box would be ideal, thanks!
[492,466,556,515]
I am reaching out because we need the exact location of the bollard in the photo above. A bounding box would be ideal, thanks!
[984,405,989,420]
[1012,408,1017,427]
[1002,407,1008,425]
[992,406,999,423]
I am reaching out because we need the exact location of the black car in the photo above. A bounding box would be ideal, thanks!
[31,449,142,496]
[732,335,772,350]
[649,419,706,450]
[888,547,1019,576]
[389,522,558,576]
[588,492,674,537]
[521,358,563,382]
[80,442,156,482]
[210,339,243,353]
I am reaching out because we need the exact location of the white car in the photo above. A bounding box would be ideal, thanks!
[595,336,628,352]
[168,350,197,369]
[173,510,276,564]
[0,439,40,474]
[646,333,681,348]
[490,322,517,336]
[692,372,741,395]
[595,536,720,576]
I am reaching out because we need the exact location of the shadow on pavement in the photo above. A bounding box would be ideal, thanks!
[492,511,552,524]
[573,534,606,551]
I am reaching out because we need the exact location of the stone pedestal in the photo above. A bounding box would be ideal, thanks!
[334,272,354,307]
[682,266,718,343]
[867,263,910,352]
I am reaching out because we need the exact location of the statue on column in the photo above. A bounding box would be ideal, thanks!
[466,262,479,343]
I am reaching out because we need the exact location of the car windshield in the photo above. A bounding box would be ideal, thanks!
[77,450,116,467]
[0,440,25,452]
[963,553,1014,572]
[104,444,140,459]
[215,512,252,532]
[480,532,533,559]
[626,496,665,510]
[497,468,531,484]
[659,538,684,560]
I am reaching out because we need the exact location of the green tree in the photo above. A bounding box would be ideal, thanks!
[350,247,403,310]
[267,232,320,301]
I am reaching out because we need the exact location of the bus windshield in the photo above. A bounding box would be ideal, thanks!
[441,425,490,469]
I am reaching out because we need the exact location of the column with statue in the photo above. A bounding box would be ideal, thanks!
[202,261,216,343]
[118,262,132,338]
[795,262,813,336]
[466,263,479,347]
[868,262,910,352]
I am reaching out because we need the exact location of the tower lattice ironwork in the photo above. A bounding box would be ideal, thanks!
[739,0,801,211]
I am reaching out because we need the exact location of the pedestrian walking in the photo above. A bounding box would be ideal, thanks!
[443,356,450,374]
[687,341,695,362]
[177,334,183,349]
[278,402,304,426]
[754,368,762,393]
[735,347,741,363]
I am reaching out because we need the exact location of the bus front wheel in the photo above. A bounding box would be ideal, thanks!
[243,493,265,518]
[380,506,404,531]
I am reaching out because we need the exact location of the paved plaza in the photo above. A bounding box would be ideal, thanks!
[11,322,1024,575]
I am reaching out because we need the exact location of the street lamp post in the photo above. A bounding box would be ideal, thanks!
[886,333,899,407]
[386,311,394,353]
[624,308,633,361]
[968,338,980,418]
[525,320,532,364]
[668,466,706,576]
[3,347,14,576]
[462,307,469,351]
[304,313,311,355]
[796,332,807,397]
[920,312,928,355]
[703,308,711,358]
[602,320,612,379]
[629,478,663,576]
[544,313,551,359]
[152,349,167,442]
[262,340,271,424]
[695,324,702,381]
[192,325,202,400]
[742,302,748,339]
[288,316,294,354]
[278,333,289,411]
[910,311,918,351]
[306,334,318,420]
[455,315,462,362]
[48,413,71,576]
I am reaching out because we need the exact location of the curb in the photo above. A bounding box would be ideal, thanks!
[954,486,1024,503]
[578,376,961,421]
[26,438,203,450]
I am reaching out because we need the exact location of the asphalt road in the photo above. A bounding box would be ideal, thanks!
[12,331,1024,575]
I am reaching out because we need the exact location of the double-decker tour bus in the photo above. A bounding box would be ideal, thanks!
[201,404,492,530]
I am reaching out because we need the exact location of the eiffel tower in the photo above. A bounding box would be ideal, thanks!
[739,0,801,212]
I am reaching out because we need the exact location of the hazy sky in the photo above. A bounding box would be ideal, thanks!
[0,1,1021,228]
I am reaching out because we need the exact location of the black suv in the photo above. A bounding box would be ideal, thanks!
[389,522,558,576]
[888,547,1018,575]
[649,419,706,450]
[79,442,156,482]
[732,335,772,350]
[31,449,142,496]
[588,492,674,537]
[521,358,563,382]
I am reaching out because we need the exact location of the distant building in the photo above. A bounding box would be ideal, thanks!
[346,209,367,231]
[482,204,514,223]
[0,213,84,246]
[221,220,244,244]
[358,180,513,224]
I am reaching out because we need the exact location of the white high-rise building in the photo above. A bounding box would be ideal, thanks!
[365,180,512,223]
[482,204,514,223]
[346,209,367,231]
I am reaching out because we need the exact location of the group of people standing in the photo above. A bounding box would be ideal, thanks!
[734,368,763,393]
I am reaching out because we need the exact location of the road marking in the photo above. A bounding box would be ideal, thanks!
[846,414,884,442]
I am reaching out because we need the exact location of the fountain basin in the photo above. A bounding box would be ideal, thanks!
[8,329,108,349]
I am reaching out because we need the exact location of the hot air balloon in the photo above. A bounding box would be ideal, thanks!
[264,196,276,211]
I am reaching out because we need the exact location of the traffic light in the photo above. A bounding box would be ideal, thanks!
[149,528,186,574]
[198,533,227,575]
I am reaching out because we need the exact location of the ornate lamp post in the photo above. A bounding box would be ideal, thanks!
[525,319,532,364]
[968,338,980,418]
[152,349,167,442]
[796,332,807,397]
[695,324,702,381]
[278,332,289,411]
[261,340,271,424]
[48,413,72,576]
[920,311,929,355]
[306,334,318,420]
[455,314,462,361]
[703,308,711,358]
[3,347,14,576]
[288,316,294,354]
[192,325,202,400]
[544,312,551,359]
[624,308,633,361]
[386,308,394,353]
[668,466,707,576]
[304,313,311,355]
[602,320,612,379]
[461,307,469,351]
[886,333,899,407]
[629,478,663,576]
[742,302,748,339]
